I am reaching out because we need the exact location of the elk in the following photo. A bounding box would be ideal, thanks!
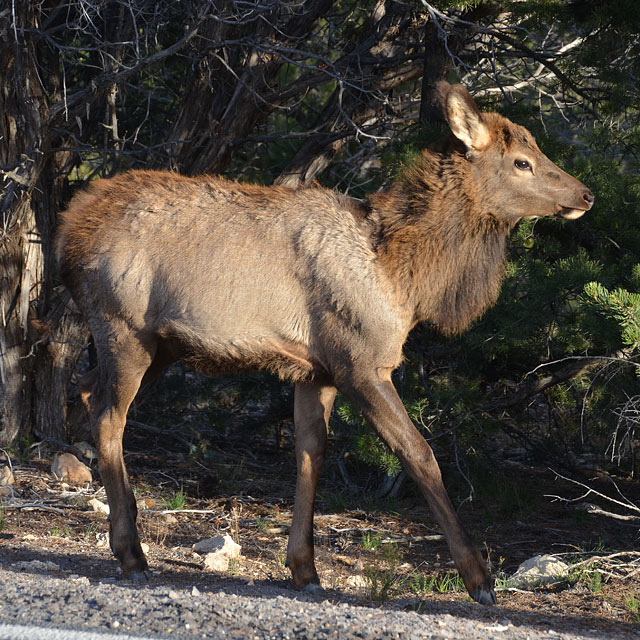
[56,82,593,605]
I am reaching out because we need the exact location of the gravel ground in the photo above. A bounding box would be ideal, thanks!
[1,559,638,640]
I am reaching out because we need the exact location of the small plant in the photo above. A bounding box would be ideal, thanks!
[409,572,437,596]
[272,550,287,571]
[588,570,603,593]
[256,516,269,532]
[434,571,465,593]
[364,541,403,603]
[362,531,382,552]
[0,507,5,532]
[625,594,640,623]
[84,523,99,540]
[48,525,72,538]
[408,570,466,596]
[163,487,186,511]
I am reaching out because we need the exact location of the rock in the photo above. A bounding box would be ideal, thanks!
[0,486,11,497]
[193,534,241,556]
[0,465,14,486]
[88,498,110,515]
[51,453,92,485]
[195,534,241,573]
[96,532,110,548]
[346,574,368,589]
[162,513,178,525]
[141,542,150,554]
[204,553,232,572]
[509,553,570,589]
[73,441,97,463]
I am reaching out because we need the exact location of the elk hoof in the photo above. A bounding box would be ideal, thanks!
[126,570,150,584]
[469,586,497,606]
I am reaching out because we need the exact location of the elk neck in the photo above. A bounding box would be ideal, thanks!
[370,146,516,336]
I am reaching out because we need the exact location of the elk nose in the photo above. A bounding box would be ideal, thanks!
[583,190,594,209]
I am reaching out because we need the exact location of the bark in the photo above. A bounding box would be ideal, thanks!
[0,4,86,446]
[0,2,49,446]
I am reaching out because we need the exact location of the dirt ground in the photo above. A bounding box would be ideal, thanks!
[1,419,639,639]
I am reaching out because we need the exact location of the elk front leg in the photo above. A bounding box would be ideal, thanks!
[286,382,337,588]
[86,333,154,578]
[340,371,496,605]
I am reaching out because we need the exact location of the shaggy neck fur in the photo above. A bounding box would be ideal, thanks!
[371,145,515,335]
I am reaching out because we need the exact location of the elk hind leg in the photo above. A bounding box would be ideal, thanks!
[286,382,336,588]
[87,331,155,578]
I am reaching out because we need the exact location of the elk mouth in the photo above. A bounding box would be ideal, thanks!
[556,206,587,220]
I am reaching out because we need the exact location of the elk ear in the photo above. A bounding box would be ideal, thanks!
[441,83,491,151]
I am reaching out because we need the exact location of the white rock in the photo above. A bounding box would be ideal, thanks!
[51,453,92,485]
[509,554,569,589]
[141,542,150,554]
[347,574,368,589]
[193,534,241,557]
[88,498,110,515]
[196,534,242,572]
[0,465,14,486]
[204,553,231,572]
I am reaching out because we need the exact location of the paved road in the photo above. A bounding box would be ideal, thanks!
[0,560,637,640]
[0,624,156,640]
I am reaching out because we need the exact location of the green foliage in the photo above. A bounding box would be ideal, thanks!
[354,432,402,478]
[162,487,186,511]
[364,541,403,602]
[625,593,640,623]
[362,531,383,551]
[583,282,640,353]
[409,571,465,596]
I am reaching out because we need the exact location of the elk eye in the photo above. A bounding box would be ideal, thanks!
[514,159,531,171]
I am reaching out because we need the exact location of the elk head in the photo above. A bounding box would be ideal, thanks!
[438,82,594,222]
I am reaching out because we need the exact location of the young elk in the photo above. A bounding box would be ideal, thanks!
[56,82,593,605]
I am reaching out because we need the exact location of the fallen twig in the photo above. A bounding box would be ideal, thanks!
[546,468,640,515]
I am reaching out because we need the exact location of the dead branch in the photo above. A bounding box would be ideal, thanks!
[546,468,640,517]
[484,356,607,411]
[574,502,640,522]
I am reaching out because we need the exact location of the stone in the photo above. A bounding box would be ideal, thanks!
[51,453,92,485]
[195,535,241,573]
[509,554,570,589]
[88,498,110,515]
[193,534,241,556]
[204,552,231,572]
[347,574,368,589]
[0,465,14,486]
[96,532,110,548]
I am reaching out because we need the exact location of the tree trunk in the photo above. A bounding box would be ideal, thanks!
[0,3,85,446]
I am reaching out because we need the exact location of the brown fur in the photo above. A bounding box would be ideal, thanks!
[55,83,593,605]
